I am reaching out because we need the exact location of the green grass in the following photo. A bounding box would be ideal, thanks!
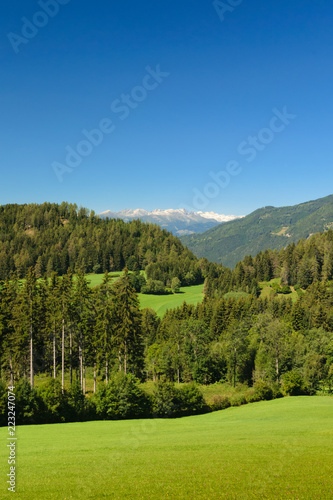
[259,278,299,302]
[139,284,204,317]
[83,271,123,288]
[1,396,333,499]
[83,273,204,317]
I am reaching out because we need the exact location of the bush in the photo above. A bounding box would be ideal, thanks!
[282,371,309,396]
[152,381,208,418]
[38,379,70,423]
[152,381,182,418]
[0,380,8,426]
[253,380,273,401]
[141,279,170,295]
[178,384,208,416]
[67,380,88,421]
[230,394,247,407]
[209,394,231,411]
[94,373,151,420]
[16,379,45,425]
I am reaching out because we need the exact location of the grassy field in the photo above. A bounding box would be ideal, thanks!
[139,284,204,317]
[1,397,332,499]
[259,277,300,302]
[83,273,204,317]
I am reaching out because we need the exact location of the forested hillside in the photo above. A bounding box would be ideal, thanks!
[1,203,333,426]
[203,230,333,297]
[0,203,202,286]
[181,194,333,268]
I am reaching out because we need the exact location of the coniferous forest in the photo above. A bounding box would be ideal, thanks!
[1,203,333,426]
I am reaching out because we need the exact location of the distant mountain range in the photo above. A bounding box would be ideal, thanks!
[181,194,333,268]
[98,208,244,236]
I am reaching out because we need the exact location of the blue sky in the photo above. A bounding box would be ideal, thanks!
[1,0,333,216]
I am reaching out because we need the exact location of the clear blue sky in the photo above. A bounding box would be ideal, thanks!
[1,0,333,216]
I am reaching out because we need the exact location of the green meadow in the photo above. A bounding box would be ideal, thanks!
[138,284,204,317]
[1,396,333,499]
[83,273,204,317]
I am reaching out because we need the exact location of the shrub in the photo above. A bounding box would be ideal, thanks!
[178,384,208,416]
[0,380,8,426]
[94,372,151,420]
[67,380,87,421]
[152,381,182,418]
[16,379,45,425]
[152,381,208,418]
[38,378,70,423]
[282,371,309,396]
[230,394,247,407]
[209,394,231,411]
[253,380,273,401]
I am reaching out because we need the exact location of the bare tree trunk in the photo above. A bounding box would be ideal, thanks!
[61,317,65,393]
[70,327,73,386]
[82,335,85,394]
[233,348,237,388]
[9,355,14,387]
[106,358,109,383]
[30,317,34,387]
[124,342,127,374]
[177,343,180,383]
[276,356,279,382]
[94,362,97,393]
[53,321,56,380]
[79,330,83,390]
[83,363,86,395]
[118,350,122,372]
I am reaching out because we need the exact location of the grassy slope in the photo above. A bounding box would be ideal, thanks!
[139,284,204,317]
[85,273,204,317]
[1,397,332,499]
[181,194,333,268]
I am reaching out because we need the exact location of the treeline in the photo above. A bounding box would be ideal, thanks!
[0,202,202,286]
[0,374,282,426]
[0,376,209,426]
[1,267,332,396]
[148,284,333,391]
[230,230,333,289]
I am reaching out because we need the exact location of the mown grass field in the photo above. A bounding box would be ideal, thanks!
[1,397,332,499]
[259,278,299,302]
[84,273,204,317]
[139,284,204,317]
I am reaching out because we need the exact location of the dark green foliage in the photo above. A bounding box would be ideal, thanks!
[15,379,45,425]
[0,380,7,426]
[178,383,208,416]
[37,379,70,423]
[282,371,309,396]
[152,380,208,418]
[152,380,182,417]
[0,202,203,287]
[94,373,151,420]
[141,279,169,295]
[252,380,273,401]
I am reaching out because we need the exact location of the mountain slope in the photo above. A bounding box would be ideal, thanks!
[99,208,243,236]
[181,194,333,268]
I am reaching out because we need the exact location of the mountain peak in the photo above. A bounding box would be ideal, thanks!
[99,208,243,236]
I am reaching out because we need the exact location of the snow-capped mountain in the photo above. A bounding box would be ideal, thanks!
[98,208,244,236]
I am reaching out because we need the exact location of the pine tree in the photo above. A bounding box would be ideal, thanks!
[112,268,143,376]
